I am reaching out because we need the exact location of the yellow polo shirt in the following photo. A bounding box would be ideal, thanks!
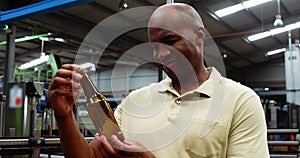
[114,67,269,158]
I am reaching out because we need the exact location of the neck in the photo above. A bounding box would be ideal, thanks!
[172,67,209,95]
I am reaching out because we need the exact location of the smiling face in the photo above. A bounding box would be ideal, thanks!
[148,5,206,83]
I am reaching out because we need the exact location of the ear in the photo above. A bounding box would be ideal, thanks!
[195,27,205,44]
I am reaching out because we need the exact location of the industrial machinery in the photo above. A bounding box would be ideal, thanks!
[285,38,300,129]
[0,52,64,157]
[13,53,59,82]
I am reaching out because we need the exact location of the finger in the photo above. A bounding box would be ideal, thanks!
[49,87,81,97]
[114,138,144,152]
[90,136,116,158]
[100,135,117,154]
[49,80,69,92]
[61,64,81,71]
[110,135,124,150]
[110,135,141,156]
[98,135,119,157]
[49,88,70,96]
[123,140,147,151]
[122,140,136,146]
[61,64,82,82]
[54,69,82,81]
[49,76,81,91]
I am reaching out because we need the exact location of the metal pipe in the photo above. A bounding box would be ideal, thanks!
[33,130,41,157]
[288,30,292,51]
[268,141,299,146]
[44,137,94,145]
[0,138,29,146]
[0,94,6,137]
[51,109,55,134]
[277,0,281,15]
[267,129,299,134]
[270,154,298,158]
[0,137,94,147]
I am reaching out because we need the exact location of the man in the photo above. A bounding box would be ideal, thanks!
[48,3,269,158]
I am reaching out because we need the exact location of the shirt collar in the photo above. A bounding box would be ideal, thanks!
[157,67,223,97]
[157,76,172,92]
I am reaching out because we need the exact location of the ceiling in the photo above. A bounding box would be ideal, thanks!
[0,0,300,86]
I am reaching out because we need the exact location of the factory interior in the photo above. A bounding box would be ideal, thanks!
[0,0,300,157]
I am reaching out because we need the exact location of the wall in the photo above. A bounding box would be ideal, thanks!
[94,66,166,96]
[228,61,285,89]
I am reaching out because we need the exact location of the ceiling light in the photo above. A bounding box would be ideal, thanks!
[39,37,66,43]
[119,0,128,10]
[19,53,49,70]
[54,37,65,42]
[215,4,244,17]
[247,31,271,41]
[215,0,272,17]
[247,21,300,41]
[273,14,284,27]
[39,37,51,41]
[273,0,284,27]
[266,48,286,56]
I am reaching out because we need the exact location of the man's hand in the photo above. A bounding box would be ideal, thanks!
[48,64,82,117]
[111,135,155,158]
[90,135,118,158]
[91,135,156,158]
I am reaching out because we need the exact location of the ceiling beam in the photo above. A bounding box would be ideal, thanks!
[214,12,300,43]
[0,42,77,67]
[229,44,288,63]
[31,13,94,38]
[0,0,96,24]
[30,6,147,50]
[208,12,300,64]
[228,56,284,74]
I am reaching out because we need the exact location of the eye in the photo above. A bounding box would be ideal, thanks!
[164,39,178,46]
[162,36,179,46]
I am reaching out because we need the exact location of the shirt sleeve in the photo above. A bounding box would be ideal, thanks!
[227,91,270,158]
[114,101,124,126]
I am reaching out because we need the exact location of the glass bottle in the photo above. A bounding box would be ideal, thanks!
[77,68,124,141]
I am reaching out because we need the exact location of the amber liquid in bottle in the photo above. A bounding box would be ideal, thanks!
[77,68,124,141]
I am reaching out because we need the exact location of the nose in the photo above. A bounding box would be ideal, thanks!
[153,44,171,62]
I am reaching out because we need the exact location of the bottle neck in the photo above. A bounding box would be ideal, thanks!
[78,69,101,98]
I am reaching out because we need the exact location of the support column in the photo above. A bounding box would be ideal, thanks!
[270,104,278,128]
[3,25,16,94]
[1,25,16,137]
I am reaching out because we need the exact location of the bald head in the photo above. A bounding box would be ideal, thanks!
[149,3,204,30]
[147,3,208,91]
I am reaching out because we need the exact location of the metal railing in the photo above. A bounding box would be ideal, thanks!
[0,136,94,157]
[268,128,300,158]
[270,154,298,158]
